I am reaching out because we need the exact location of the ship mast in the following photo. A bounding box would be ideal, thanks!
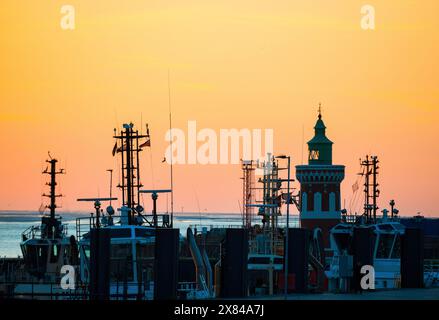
[42,154,64,238]
[114,123,148,225]
[359,155,379,223]
[241,160,256,228]
[258,154,281,231]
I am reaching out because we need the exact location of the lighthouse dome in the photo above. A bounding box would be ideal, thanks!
[307,113,333,165]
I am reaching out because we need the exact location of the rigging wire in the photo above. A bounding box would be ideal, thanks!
[113,109,121,207]
[353,165,366,215]
[168,69,174,226]
[193,186,202,226]
[148,129,155,190]
[349,163,363,215]
[139,114,146,210]
[39,159,44,215]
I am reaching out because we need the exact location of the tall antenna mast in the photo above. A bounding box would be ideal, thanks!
[107,169,113,206]
[168,69,174,227]
[301,124,304,165]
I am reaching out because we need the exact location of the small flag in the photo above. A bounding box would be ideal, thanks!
[112,142,117,156]
[281,192,293,203]
[139,124,151,148]
[139,136,151,148]
[38,203,46,214]
[116,143,126,153]
[274,195,282,206]
[352,181,359,193]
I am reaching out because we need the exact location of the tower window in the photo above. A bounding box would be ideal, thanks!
[322,192,329,211]
[309,150,319,160]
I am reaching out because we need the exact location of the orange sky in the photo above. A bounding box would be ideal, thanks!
[0,1,438,216]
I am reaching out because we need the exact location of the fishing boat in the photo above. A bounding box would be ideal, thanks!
[14,154,80,298]
[326,217,406,290]
[75,123,177,300]
[325,155,439,291]
[76,202,171,300]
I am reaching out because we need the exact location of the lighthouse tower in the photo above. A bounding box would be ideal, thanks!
[295,108,345,246]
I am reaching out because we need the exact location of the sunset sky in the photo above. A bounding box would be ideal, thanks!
[0,1,438,216]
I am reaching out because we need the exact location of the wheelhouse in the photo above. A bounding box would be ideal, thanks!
[79,225,157,286]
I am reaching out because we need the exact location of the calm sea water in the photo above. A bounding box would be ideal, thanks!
[0,211,299,257]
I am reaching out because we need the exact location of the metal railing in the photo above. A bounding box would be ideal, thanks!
[188,224,243,232]
[341,214,402,225]
[22,224,69,241]
[424,259,439,287]
[248,239,283,255]
[76,213,172,240]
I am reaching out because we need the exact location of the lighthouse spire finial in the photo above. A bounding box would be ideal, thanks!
[318,102,322,119]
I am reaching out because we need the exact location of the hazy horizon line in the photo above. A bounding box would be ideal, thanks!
[0,210,435,219]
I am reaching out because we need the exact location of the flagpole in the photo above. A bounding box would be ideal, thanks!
[168,69,174,227]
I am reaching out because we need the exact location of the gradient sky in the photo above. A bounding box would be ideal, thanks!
[0,1,438,216]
